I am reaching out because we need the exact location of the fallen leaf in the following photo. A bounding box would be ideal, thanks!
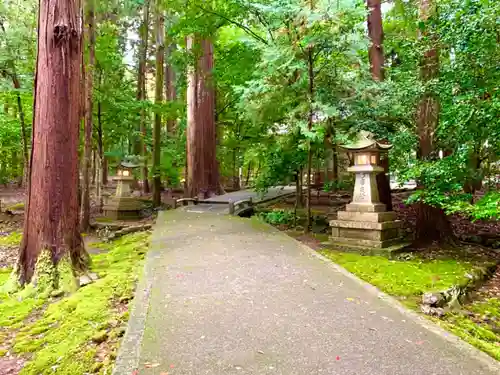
[170,364,175,368]
[336,356,340,361]
[346,297,355,302]
[145,362,160,368]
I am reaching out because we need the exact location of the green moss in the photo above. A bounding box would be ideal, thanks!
[320,250,472,297]
[437,299,500,360]
[55,255,77,294]
[320,249,500,360]
[6,202,25,211]
[13,232,150,375]
[0,231,22,246]
[0,268,11,285]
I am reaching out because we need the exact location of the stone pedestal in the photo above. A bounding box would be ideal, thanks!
[103,175,143,220]
[330,165,406,254]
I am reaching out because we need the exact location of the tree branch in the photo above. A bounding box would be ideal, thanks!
[193,4,268,45]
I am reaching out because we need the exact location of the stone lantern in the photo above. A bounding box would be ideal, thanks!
[329,131,406,253]
[103,161,143,220]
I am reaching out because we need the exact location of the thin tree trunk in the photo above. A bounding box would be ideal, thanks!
[415,0,454,244]
[186,36,219,198]
[91,148,96,185]
[165,43,176,133]
[18,0,89,287]
[152,0,164,207]
[138,0,151,193]
[96,100,103,211]
[245,162,252,187]
[305,44,314,233]
[81,0,95,232]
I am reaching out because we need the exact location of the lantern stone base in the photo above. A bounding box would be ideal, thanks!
[103,197,143,220]
[330,210,407,253]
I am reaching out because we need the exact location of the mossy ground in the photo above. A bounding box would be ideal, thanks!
[0,231,22,246]
[0,231,150,374]
[320,248,500,360]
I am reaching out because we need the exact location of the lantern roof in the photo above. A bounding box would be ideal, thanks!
[341,131,392,151]
[120,161,140,169]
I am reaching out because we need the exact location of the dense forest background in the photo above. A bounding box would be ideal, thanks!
[0,0,498,238]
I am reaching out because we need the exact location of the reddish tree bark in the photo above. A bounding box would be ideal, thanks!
[137,0,151,193]
[81,0,96,232]
[367,0,384,81]
[367,0,392,210]
[186,37,219,198]
[152,0,164,207]
[18,0,89,285]
[415,0,454,244]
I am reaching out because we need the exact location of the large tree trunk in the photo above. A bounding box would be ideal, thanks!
[17,0,89,287]
[81,0,95,232]
[415,0,454,244]
[137,0,150,194]
[152,0,164,207]
[367,0,392,210]
[186,37,219,198]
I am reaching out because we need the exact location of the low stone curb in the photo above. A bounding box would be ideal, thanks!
[420,262,499,316]
[112,214,164,375]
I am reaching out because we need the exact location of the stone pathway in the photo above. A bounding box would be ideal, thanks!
[113,211,499,375]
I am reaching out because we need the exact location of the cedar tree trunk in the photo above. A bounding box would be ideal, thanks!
[186,37,219,198]
[152,1,164,207]
[415,0,454,243]
[81,0,95,231]
[18,0,89,286]
[137,0,150,193]
[367,0,392,210]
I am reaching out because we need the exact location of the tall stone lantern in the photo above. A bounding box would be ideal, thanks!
[103,161,143,220]
[330,132,405,252]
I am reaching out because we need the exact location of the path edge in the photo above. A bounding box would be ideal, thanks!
[290,233,500,372]
[112,214,166,375]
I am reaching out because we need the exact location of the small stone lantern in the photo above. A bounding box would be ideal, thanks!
[103,161,143,220]
[344,131,391,213]
[329,131,406,252]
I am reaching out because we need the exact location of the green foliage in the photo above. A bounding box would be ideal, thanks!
[323,179,353,192]
[258,209,295,225]
[446,191,500,221]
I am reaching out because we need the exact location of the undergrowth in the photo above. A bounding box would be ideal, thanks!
[0,231,150,374]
